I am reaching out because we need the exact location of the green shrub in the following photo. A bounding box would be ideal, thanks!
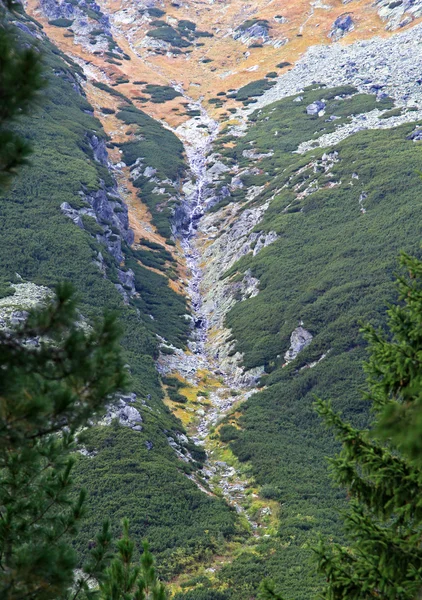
[143,84,183,103]
[147,26,191,48]
[260,485,280,500]
[80,215,103,236]
[235,79,276,102]
[48,17,73,27]
[219,425,239,443]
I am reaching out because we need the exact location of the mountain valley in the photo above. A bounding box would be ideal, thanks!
[2,0,422,597]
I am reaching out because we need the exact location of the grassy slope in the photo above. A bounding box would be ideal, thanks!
[1,12,237,577]
[184,88,422,598]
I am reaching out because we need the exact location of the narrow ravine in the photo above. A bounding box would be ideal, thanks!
[160,104,278,539]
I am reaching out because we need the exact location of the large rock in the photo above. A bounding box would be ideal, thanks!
[329,14,354,39]
[117,268,136,293]
[284,327,313,363]
[88,134,108,166]
[407,127,422,141]
[306,100,326,115]
[103,393,143,430]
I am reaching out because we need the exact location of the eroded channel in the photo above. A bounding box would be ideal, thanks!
[158,105,278,539]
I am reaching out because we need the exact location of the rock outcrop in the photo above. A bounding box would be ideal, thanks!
[284,327,313,363]
[329,14,354,39]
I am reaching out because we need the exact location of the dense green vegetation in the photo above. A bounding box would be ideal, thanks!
[116,105,185,180]
[0,278,171,599]
[0,6,43,189]
[314,252,422,600]
[0,283,125,600]
[235,79,277,105]
[143,7,166,18]
[147,26,191,49]
[92,80,129,100]
[143,84,183,104]
[0,12,237,580]
[48,17,74,27]
[5,5,422,597]
[115,105,185,238]
[181,85,422,598]
[146,21,212,50]
[317,254,422,600]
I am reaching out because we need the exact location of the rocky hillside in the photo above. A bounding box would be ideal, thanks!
[5,0,422,598]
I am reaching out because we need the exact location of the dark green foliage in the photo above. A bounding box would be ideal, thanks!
[259,485,280,501]
[137,238,171,253]
[174,591,230,600]
[218,425,239,442]
[0,8,44,189]
[210,84,422,598]
[160,346,176,355]
[48,17,74,27]
[209,98,225,107]
[162,377,188,403]
[315,252,422,600]
[169,390,188,403]
[131,244,174,272]
[92,80,130,101]
[143,84,183,103]
[265,72,277,78]
[0,284,126,600]
[99,521,167,600]
[145,7,165,18]
[147,26,191,48]
[128,258,189,347]
[235,79,277,103]
[81,214,104,235]
[75,424,238,579]
[276,61,291,68]
[178,19,196,31]
[116,105,185,180]
[0,12,237,582]
[257,580,285,600]
[380,107,403,119]
[130,177,177,239]
[195,31,214,38]
[114,76,129,84]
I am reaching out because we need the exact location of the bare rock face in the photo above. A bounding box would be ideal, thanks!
[284,327,313,363]
[103,393,143,430]
[329,14,355,39]
[233,22,270,45]
[0,283,52,330]
[375,0,422,30]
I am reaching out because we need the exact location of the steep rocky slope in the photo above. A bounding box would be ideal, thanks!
[1,8,240,581]
[7,0,422,597]
[24,0,422,126]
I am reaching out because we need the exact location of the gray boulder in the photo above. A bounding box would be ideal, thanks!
[407,128,422,141]
[306,100,326,116]
[118,268,135,290]
[329,14,354,39]
[89,134,108,166]
[284,327,313,362]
